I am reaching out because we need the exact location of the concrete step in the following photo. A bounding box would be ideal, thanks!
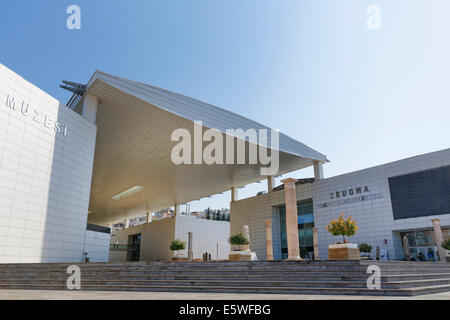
[0,279,369,288]
[2,272,450,284]
[0,265,366,271]
[382,273,450,281]
[1,261,449,296]
[0,260,360,267]
[1,283,450,296]
[2,272,450,282]
[0,261,361,269]
[361,262,450,270]
[0,260,446,270]
[361,261,450,266]
[392,278,450,289]
[0,274,366,281]
[0,268,370,275]
[3,269,448,278]
[2,264,448,274]
[3,269,450,279]
[3,277,450,289]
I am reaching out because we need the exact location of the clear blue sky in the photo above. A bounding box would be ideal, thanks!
[1,1,449,212]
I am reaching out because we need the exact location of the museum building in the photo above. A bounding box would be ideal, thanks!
[230,149,450,261]
[0,62,448,264]
[0,63,328,263]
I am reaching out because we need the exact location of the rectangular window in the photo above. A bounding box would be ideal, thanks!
[389,166,450,220]
[278,198,315,259]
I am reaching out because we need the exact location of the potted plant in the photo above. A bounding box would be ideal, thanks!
[441,239,450,262]
[229,232,249,252]
[359,243,372,260]
[228,232,257,261]
[326,212,360,260]
[170,239,186,261]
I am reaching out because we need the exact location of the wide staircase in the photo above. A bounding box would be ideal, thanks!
[1,260,450,296]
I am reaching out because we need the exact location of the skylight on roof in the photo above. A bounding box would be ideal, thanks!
[111,186,145,200]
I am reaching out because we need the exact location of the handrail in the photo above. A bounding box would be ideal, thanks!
[110,244,138,251]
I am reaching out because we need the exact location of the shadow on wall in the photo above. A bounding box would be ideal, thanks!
[41,99,96,263]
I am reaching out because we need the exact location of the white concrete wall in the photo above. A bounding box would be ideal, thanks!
[109,250,127,262]
[174,216,230,260]
[109,216,230,261]
[110,217,175,262]
[0,63,97,263]
[84,230,110,262]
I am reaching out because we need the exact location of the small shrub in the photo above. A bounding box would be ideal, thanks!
[359,243,372,256]
[170,239,186,251]
[229,232,249,245]
[442,239,450,251]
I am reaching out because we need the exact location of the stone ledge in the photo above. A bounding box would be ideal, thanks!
[229,251,258,261]
[328,247,360,261]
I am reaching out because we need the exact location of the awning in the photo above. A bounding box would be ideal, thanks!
[82,71,328,224]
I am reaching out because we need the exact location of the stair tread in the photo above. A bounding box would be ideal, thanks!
[1,261,449,296]
[3,283,450,293]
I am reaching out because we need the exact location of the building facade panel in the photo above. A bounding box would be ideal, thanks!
[110,216,230,262]
[231,149,450,261]
[230,183,313,260]
[84,230,111,262]
[0,64,97,263]
[174,216,230,260]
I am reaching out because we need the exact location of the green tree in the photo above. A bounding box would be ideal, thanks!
[206,208,211,220]
[326,212,358,243]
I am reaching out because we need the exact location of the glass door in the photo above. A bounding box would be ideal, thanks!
[400,231,437,261]
[127,233,141,261]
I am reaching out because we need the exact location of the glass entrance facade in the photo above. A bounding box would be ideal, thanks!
[279,199,314,260]
[400,228,450,261]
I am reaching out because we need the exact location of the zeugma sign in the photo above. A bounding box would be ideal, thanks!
[322,185,384,208]
[4,94,68,136]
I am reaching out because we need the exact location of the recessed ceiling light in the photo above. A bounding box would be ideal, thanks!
[112,186,145,200]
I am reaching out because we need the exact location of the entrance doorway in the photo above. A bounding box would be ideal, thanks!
[127,233,141,261]
[400,230,437,261]
[279,199,315,260]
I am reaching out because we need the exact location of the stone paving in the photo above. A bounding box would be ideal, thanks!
[0,289,449,300]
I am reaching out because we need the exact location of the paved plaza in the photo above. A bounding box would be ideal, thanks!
[0,289,449,300]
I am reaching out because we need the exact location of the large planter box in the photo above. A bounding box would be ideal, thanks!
[229,251,257,261]
[231,244,250,252]
[328,243,360,261]
[171,257,188,262]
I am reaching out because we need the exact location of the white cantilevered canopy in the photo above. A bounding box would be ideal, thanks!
[81,71,328,224]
